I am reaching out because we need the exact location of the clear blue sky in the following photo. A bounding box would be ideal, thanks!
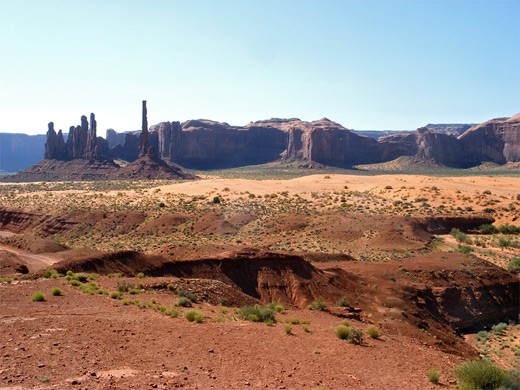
[0,0,519,135]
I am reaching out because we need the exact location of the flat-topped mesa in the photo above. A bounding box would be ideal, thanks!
[138,100,157,158]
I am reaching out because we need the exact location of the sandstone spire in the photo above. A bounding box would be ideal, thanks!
[84,113,99,159]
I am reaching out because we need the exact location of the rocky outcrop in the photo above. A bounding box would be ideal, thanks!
[13,108,520,178]
[138,100,158,158]
[380,114,520,168]
[84,113,99,159]
[459,114,520,165]
[44,122,67,160]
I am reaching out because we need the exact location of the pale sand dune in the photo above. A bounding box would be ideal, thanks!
[156,174,520,198]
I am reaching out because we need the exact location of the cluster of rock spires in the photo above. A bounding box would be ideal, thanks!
[15,101,195,181]
[13,105,520,181]
[44,113,105,160]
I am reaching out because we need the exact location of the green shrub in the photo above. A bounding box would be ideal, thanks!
[367,326,379,339]
[303,325,311,333]
[66,270,74,277]
[167,283,174,291]
[454,360,507,390]
[336,296,350,307]
[51,288,62,296]
[335,325,351,340]
[169,309,179,317]
[274,305,285,313]
[185,310,204,323]
[479,224,498,234]
[427,369,440,384]
[176,297,192,307]
[308,299,327,311]
[457,244,473,253]
[247,314,259,322]
[109,291,120,299]
[69,280,80,286]
[136,272,145,278]
[507,257,520,274]
[239,305,276,323]
[32,292,45,302]
[477,331,488,341]
[88,273,100,280]
[177,289,197,302]
[285,318,300,325]
[284,325,292,335]
[42,269,57,278]
[498,224,520,235]
[451,228,472,244]
[492,322,508,335]
[76,273,88,282]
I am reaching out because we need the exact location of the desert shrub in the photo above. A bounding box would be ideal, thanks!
[479,224,498,234]
[122,299,131,305]
[66,270,74,277]
[51,287,62,296]
[451,228,472,244]
[212,196,221,204]
[335,325,351,340]
[167,283,175,291]
[274,305,285,313]
[349,329,364,345]
[492,322,508,335]
[427,369,440,384]
[308,299,327,311]
[239,305,276,323]
[285,318,300,325]
[498,237,513,248]
[219,297,228,306]
[457,245,473,253]
[366,326,379,339]
[88,273,100,280]
[303,325,311,333]
[384,185,393,190]
[76,273,88,282]
[177,289,197,302]
[32,292,45,302]
[169,309,179,318]
[336,296,350,307]
[42,269,57,278]
[117,281,134,293]
[498,224,520,235]
[477,331,488,341]
[284,325,292,335]
[158,305,167,314]
[69,280,80,286]
[454,360,508,390]
[136,272,145,278]
[176,297,192,307]
[507,257,520,274]
[109,291,120,299]
[185,310,204,323]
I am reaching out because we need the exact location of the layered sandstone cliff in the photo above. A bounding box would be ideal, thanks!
[27,110,520,178]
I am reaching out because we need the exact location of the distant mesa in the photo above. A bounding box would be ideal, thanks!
[2,105,520,181]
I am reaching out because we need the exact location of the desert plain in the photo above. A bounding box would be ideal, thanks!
[0,170,519,389]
